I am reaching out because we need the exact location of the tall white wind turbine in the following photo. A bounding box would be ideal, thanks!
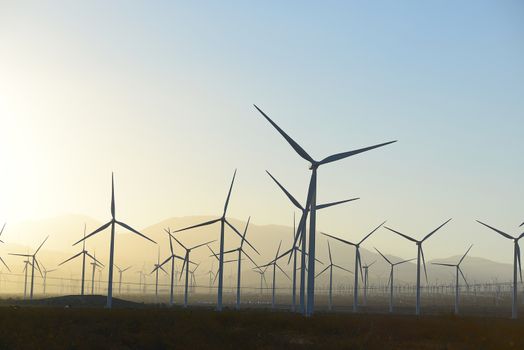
[261,241,292,310]
[321,221,385,312]
[361,260,376,307]
[73,173,156,308]
[90,252,104,295]
[375,247,415,313]
[114,264,132,295]
[255,105,396,316]
[384,219,452,315]
[432,244,472,315]
[151,248,168,300]
[173,170,258,311]
[477,220,524,319]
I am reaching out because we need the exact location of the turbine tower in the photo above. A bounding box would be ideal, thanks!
[253,265,269,296]
[255,104,396,316]
[432,244,472,315]
[59,224,101,296]
[173,170,259,311]
[172,236,214,308]
[384,219,452,315]
[10,235,48,300]
[477,220,524,319]
[375,247,415,313]
[321,221,385,312]
[0,223,10,283]
[73,173,157,309]
[41,263,57,296]
[315,241,353,311]
[265,170,358,314]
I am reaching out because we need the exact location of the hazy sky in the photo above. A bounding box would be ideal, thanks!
[0,1,523,263]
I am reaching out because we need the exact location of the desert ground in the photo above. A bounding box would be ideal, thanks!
[0,295,523,349]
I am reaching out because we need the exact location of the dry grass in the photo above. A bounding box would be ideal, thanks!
[0,306,522,349]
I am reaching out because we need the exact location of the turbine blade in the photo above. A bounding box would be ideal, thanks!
[254,104,315,163]
[85,252,104,267]
[122,266,132,272]
[458,244,473,265]
[384,226,418,243]
[34,235,49,255]
[431,262,455,267]
[240,216,251,249]
[275,240,282,260]
[316,197,359,210]
[173,218,221,234]
[458,267,469,287]
[320,232,355,246]
[357,249,364,282]
[226,220,259,255]
[422,218,452,242]
[333,264,353,274]
[223,169,237,216]
[266,171,303,210]
[476,220,514,240]
[359,221,387,245]
[9,253,32,257]
[421,247,428,283]
[179,254,188,282]
[368,260,376,268]
[189,240,216,251]
[207,245,219,261]
[159,265,168,275]
[386,270,392,288]
[165,228,174,255]
[327,240,333,265]
[517,242,523,283]
[0,223,5,237]
[58,251,83,266]
[315,265,330,279]
[374,247,392,265]
[111,173,115,218]
[159,256,172,267]
[276,264,291,280]
[0,256,10,272]
[397,258,416,265]
[116,221,156,244]
[73,221,111,246]
[319,140,397,166]
[242,250,259,267]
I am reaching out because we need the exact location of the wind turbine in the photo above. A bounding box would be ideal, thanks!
[432,245,473,315]
[321,221,385,312]
[253,265,269,296]
[375,247,415,313]
[315,240,353,311]
[173,170,258,311]
[41,263,57,296]
[189,263,201,293]
[90,252,104,295]
[220,217,259,310]
[172,236,214,308]
[384,219,452,315]
[477,220,524,319]
[10,235,48,300]
[362,260,376,307]
[255,105,396,316]
[151,248,168,300]
[73,173,156,308]
[114,264,132,295]
[266,171,358,314]
[0,224,10,286]
[158,229,187,306]
[22,258,31,299]
[59,224,102,296]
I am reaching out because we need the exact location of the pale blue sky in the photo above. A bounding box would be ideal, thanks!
[0,1,522,263]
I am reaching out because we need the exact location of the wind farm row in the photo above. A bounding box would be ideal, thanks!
[0,106,522,321]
